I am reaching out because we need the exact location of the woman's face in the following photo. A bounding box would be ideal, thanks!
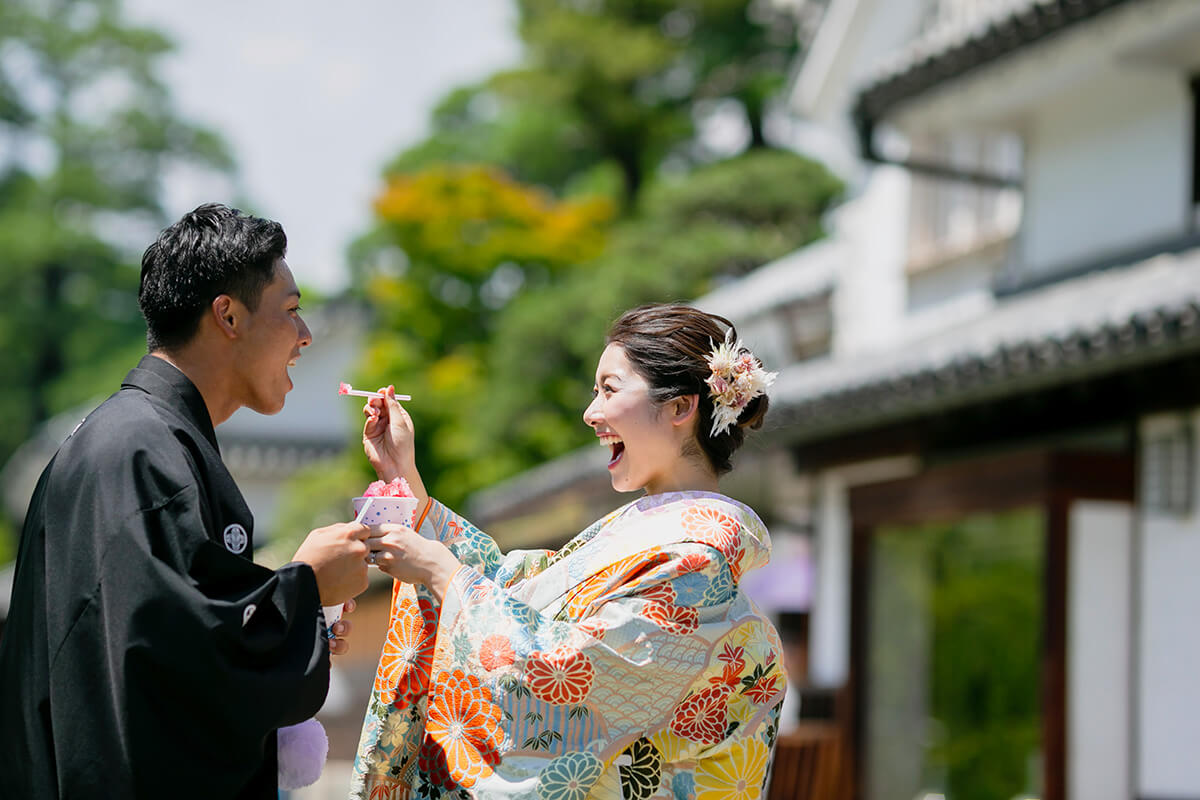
[583,343,691,494]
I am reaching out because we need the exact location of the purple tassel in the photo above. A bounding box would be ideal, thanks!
[277,717,328,790]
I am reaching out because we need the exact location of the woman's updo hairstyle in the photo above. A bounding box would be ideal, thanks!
[605,303,771,475]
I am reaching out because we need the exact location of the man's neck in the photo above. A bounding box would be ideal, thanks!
[149,349,240,427]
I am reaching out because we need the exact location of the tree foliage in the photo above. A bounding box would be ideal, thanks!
[350,165,616,503]
[0,0,232,543]
[337,0,841,511]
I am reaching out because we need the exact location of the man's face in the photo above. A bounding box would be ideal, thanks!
[231,258,311,415]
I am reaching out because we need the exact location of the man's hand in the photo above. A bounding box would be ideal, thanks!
[328,597,356,656]
[292,522,371,606]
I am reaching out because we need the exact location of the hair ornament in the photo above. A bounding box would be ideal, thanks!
[704,329,777,437]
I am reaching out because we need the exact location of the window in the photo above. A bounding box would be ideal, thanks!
[907,131,1023,271]
[1191,76,1200,213]
[777,290,833,362]
[1141,422,1194,516]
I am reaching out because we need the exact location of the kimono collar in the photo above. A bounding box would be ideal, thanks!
[629,490,773,576]
[122,354,219,450]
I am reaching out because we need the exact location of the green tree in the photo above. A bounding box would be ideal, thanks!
[478,149,841,468]
[318,1,839,517]
[350,164,615,506]
[0,0,232,538]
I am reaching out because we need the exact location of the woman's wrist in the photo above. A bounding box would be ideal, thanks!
[427,553,461,604]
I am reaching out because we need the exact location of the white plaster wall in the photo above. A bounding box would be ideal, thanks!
[1020,66,1190,278]
[811,471,852,687]
[831,164,911,357]
[809,457,919,688]
[1137,409,1200,798]
[1068,501,1133,800]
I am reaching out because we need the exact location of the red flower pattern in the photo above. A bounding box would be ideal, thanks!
[641,582,677,604]
[669,685,731,745]
[709,662,742,689]
[743,673,783,705]
[642,601,700,635]
[525,646,596,705]
[717,643,746,671]
[418,734,455,791]
[676,551,712,575]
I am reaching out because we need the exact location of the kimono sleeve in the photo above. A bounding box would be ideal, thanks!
[49,481,328,798]
[424,541,786,793]
[417,499,557,586]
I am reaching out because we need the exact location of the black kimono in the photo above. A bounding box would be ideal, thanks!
[0,355,329,799]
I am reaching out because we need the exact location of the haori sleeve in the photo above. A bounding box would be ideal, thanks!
[65,483,327,798]
[421,539,786,796]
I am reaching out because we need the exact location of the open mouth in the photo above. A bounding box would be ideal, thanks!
[599,434,625,468]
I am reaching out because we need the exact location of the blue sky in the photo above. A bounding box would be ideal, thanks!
[125,0,521,293]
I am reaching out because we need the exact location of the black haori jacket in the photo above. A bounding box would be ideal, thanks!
[0,355,328,799]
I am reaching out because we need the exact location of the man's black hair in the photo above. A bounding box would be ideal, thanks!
[138,203,287,351]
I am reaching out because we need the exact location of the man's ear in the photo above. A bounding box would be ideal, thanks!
[211,295,238,339]
[670,394,700,427]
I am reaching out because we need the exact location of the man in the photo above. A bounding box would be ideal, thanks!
[0,204,372,798]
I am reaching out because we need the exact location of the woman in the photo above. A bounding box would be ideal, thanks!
[352,304,785,800]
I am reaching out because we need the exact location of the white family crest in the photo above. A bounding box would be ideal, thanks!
[223,523,248,554]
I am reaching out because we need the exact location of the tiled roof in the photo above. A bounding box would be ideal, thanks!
[853,0,1140,124]
[769,248,1200,440]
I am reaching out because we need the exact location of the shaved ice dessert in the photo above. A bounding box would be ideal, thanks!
[323,479,420,636]
[362,477,415,498]
[353,477,418,527]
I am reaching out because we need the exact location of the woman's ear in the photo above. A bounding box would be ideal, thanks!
[670,394,700,427]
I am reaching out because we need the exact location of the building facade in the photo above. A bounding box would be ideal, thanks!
[469,2,1200,799]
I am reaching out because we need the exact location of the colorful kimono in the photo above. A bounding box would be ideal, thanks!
[350,491,785,800]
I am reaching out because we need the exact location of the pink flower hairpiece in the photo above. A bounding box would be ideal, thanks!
[704,330,777,437]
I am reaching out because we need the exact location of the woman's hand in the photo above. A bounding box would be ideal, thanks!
[366,525,461,604]
[362,387,430,512]
[362,385,415,481]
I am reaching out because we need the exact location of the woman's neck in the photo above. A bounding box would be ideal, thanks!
[643,462,719,496]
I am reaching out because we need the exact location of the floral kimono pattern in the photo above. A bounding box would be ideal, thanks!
[350,491,785,800]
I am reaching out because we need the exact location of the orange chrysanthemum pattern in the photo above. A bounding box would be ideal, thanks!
[479,634,516,671]
[641,602,700,635]
[374,592,437,709]
[561,551,673,618]
[681,506,745,579]
[425,669,504,787]
[669,686,731,745]
[525,646,596,705]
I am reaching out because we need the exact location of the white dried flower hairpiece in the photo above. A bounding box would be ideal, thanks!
[704,329,777,437]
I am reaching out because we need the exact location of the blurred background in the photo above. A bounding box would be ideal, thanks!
[3,1,1200,799]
